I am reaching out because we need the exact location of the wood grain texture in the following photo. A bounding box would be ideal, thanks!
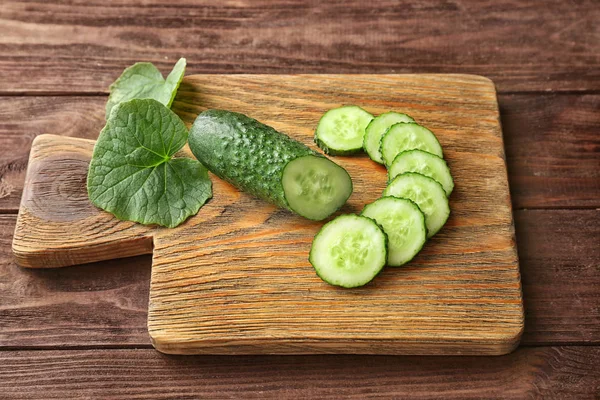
[1,0,598,395]
[1,210,598,348]
[517,210,600,345]
[1,347,600,399]
[12,135,153,268]
[0,97,107,212]
[1,0,599,94]
[502,94,600,209]
[12,74,523,355]
[0,216,152,348]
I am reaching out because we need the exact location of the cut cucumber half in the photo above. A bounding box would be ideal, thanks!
[380,122,443,166]
[383,172,450,238]
[309,214,387,288]
[315,106,374,155]
[363,112,415,164]
[389,150,454,195]
[362,197,426,267]
[189,110,353,221]
[282,155,353,220]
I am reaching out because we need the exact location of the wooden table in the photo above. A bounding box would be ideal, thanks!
[0,1,598,398]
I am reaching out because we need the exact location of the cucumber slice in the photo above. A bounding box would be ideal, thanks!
[282,155,353,220]
[189,110,353,221]
[315,106,374,155]
[309,214,387,288]
[363,112,415,164]
[362,197,426,267]
[389,150,454,195]
[380,122,443,166]
[383,172,450,238]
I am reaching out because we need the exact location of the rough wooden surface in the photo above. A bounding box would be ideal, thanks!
[12,74,524,355]
[516,210,600,345]
[0,215,152,348]
[12,135,153,268]
[1,347,599,400]
[2,209,597,348]
[502,94,600,209]
[0,97,107,212]
[1,0,598,94]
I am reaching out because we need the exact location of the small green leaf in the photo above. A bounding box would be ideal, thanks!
[105,58,186,119]
[88,98,212,228]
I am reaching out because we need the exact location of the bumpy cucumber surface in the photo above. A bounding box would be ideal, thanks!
[189,110,352,221]
[383,172,450,238]
[362,197,426,267]
[389,149,454,195]
[363,112,415,164]
[309,214,387,288]
[315,106,374,155]
[380,122,443,166]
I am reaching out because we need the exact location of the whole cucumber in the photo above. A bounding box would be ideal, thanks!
[189,110,352,221]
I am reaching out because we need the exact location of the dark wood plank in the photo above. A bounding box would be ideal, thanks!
[517,210,600,345]
[1,347,599,399]
[502,94,600,209]
[1,209,598,348]
[1,0,598,94]
[2,93,598,212]
[0,97,106,212]
[0,215,152,347]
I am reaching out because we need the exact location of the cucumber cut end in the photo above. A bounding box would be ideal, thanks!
[362,197,427,267]
[309,214,387,288]
[380,122,444,167]
[363,112,415,164]
[383,172,450,238]
[389,149,454,195]
[315,106,374,155]
[282,155,353,221]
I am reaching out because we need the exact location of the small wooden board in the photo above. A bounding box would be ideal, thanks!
[13,74,523,355]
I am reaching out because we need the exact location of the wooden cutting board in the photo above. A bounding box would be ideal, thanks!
[12,74,524,355]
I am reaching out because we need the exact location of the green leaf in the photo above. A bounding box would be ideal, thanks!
[88,98,212,228]
[105,58,186,119]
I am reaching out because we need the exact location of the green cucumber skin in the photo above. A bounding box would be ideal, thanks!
[361,196,426,267]
[189,109,318,213]
[379,122,444,167]
[309,214,388,288]
[384,172,450,238]
[311,249,388,288]
[314,106,374,156]
[388,149,454,195]
[314,137,359,156]
[363,112,415,164]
